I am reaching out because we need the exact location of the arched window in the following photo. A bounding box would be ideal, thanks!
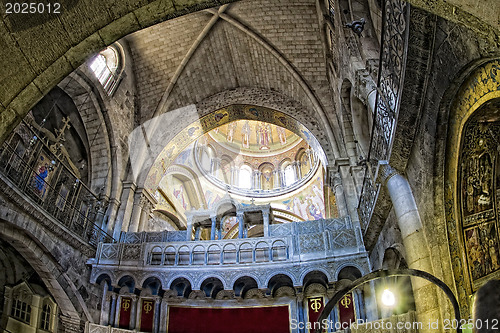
[89,45,122,95]
[40,304,51,331]
[239,165,252,189]
[284,164,296,186]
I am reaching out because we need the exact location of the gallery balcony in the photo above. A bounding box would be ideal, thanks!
[89,217,368,290]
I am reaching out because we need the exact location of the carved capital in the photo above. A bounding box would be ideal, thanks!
[377,161,399,185]
[354,68,377,104]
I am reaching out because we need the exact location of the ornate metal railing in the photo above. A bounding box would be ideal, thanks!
[357,0,410,230]
[0,141,115,247]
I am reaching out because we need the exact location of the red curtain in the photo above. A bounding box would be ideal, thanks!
[167,305,290,333]
[338,293,355,329]
[140,299,155,332]
[118,297,132,329]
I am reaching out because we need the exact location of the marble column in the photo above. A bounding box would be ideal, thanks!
[378,162,440,332]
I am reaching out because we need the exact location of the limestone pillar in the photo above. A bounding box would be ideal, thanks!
[379,162,440,332]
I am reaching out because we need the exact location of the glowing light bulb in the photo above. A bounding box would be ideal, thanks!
[381,289,396,307]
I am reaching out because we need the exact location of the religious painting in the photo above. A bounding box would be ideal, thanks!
[241,121,251,149]
[260,164,274,190]
[283,175,325,220]
[459,119,500,290]
[31,152,56,200]
[172,183,189,210]
[276,126,287,145]
[257,122,272,150]
[300,152,311,176]
[462,152,494,217]
[226,121,236,143]
[464,222,500,281]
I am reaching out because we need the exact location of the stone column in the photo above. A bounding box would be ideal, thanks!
[186,215,194,241]
[128,191,145,232]
[237,212,244,238]
[105,198,121,235]
[273,170,280,188]
[294,161,301,179]
[154,296,161,333]
[138,189,158,232]
[130,295,138,330]
[330,170,348,218]
[160,297,169,333]
[355,68,377,116]
[114,295,122,327]
[194,225,201,240]
[211,157,221,178]
[210,215,217,240]
[297,293,306,333]
[114,181,136,238]
[262,207,270,237]
[109,293,117,326]
[100,288,113,326]
[378,162,440,332]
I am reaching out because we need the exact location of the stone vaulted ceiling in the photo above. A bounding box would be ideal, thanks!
[126,0,335,138]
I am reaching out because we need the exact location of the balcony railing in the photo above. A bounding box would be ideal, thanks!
[0,141,114,247]
[94,218,360,267]
[357,0,410,231]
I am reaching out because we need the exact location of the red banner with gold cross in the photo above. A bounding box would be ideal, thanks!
[118,297,131,329]
[307,297,324,331]
[338,293,355,329]
[139,299,155,332]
